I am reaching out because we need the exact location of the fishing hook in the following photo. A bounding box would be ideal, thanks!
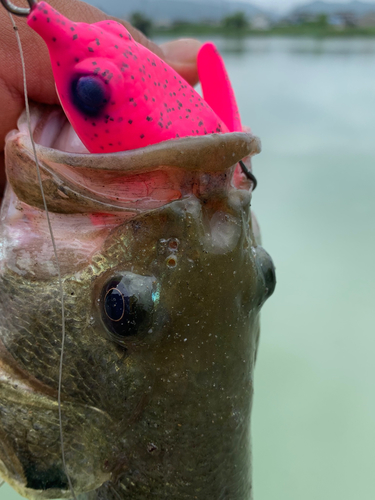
[0,0,37,16]
[239,160,258,191]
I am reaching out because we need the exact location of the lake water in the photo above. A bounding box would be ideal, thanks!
[211,36,375,500]
[3,36,375,500]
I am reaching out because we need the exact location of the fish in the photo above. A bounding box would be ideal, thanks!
[0,1,275,498]
[0,102,275,499]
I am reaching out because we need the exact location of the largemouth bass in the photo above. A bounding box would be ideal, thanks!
[0,103,275,499]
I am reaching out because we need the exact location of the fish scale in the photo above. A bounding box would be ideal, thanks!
[27,1,233,154]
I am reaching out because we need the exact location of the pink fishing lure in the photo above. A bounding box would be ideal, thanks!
[27,1,242,153]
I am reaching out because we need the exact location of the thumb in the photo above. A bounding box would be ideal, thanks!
[160,39,203,86]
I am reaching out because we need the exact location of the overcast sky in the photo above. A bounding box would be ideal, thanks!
[237,0,375,14]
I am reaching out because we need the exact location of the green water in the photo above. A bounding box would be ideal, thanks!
[3,36,375,499]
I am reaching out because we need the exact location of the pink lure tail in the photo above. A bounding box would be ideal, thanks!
[27,2,242,154]
[198,43,242,133]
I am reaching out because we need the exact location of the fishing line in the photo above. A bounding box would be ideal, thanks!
[8,14,77,500]
[108,482,123,500]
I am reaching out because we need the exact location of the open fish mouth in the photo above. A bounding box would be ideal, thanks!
[5,104,260,216]
[2,103,261,281]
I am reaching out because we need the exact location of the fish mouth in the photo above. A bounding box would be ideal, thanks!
[4,104,260,215]
[0,340,112,498]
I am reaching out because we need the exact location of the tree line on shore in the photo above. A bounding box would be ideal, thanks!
[129,10,375,37]
[129,11,252,37]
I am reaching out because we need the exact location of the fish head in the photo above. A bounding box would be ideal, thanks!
[0,104,275,499]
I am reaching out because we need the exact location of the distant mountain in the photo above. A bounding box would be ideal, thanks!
[291,1,375,17]
[87,0,271,23]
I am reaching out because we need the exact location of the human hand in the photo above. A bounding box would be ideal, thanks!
[0,0,202,201]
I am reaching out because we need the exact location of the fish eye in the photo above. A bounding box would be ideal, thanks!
[100,274,156,340]
[254,246,276,300]
[71,75,108,117]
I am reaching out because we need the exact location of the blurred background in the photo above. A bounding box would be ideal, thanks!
[3,0,375,499]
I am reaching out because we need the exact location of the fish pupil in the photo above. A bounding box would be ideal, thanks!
[104,288,126,322]
[71,76,107,117]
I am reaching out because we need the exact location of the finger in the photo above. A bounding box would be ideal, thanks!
[160,39,203,86]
